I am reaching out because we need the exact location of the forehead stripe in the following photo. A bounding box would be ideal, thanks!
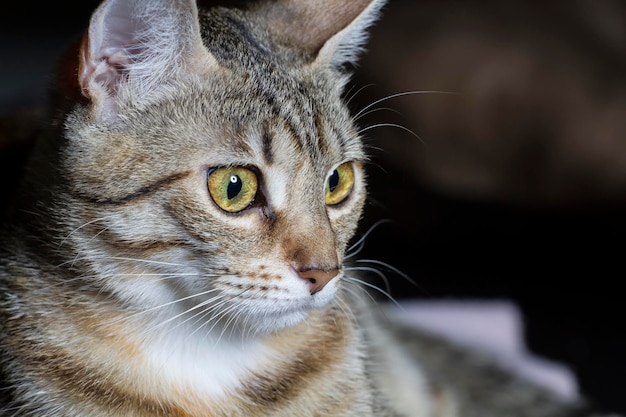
[263,93,306,154]
[261,121,274,165]
[72,171,192,206]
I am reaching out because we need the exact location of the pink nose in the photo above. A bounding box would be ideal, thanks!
[297,268,339,294]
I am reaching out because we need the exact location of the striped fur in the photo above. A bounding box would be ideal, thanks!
[0,0,617,416]
[0,1,383,415]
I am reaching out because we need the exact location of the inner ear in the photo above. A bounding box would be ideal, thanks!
[79,1,140,95]
[78,0,216,121]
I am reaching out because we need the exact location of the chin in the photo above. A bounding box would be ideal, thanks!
[242,294,339,335]
[241,306,310,335]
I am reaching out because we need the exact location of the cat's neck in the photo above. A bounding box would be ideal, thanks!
[117,316,272,412]
[57,296,368,416]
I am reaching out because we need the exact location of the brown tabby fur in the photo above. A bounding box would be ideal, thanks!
[0,0,621,416]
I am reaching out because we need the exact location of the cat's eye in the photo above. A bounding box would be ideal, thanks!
[325,162,355,206]
[208,167,258,213]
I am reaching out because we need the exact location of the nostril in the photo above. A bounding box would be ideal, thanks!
[297,268,338,295]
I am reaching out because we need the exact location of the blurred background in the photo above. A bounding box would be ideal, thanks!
[1,0,625,413]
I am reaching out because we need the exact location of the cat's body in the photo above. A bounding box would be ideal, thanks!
[0,0,618,416]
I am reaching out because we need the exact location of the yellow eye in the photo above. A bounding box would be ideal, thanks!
[325,162,355,206]
[208,167,258,213]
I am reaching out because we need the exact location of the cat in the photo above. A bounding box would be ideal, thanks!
[0,0,620,416]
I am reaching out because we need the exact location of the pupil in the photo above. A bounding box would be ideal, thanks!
[227,175,242,199]
[328,170,339,193]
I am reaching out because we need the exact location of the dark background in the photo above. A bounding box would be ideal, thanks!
[1,0,624,414]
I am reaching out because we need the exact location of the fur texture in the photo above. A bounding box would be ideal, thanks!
[0,0,620,416]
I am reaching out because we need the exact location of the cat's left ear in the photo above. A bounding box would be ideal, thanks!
[77,0,217,122]
[255,0,385,68]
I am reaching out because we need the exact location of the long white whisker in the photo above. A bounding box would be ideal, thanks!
[241,308,258,342]
[203,301,245,345]
[345,266,392,294]
[102,287,224,329]
[346,219,392,258]
[354,90,457,120]
[106,256,187,267]
[86,225,112,244]
[150,293,229,335]
[333,293,357,323]
[57,217,110,248]
[358,123,424,144]
[356,259,419,289]
[197,288,251,345]
[354,106,401,122]
[171,297,237,342]
[344,276,404,311]
[216,306,245,345]
[50,272,208,289]
[112,273,199,276]
[143,300,212,337]
[338,284,361,304]
[56,255,187,269]
[345,83,375,107]
[342,278,379,305]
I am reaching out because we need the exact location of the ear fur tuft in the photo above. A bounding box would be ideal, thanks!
[318,0,386,68]
[78,0,213,121]
[252,0,386,68]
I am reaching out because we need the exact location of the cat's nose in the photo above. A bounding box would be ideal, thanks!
[297,268,339,295]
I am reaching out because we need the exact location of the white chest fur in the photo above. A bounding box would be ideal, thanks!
[140,327,269,401]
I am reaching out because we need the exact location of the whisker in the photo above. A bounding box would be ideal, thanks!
[57,217,110,248]
[101,287,224,329]
[362,144,386,155]
[86,225,112,244]
[358,123,424,144]
[216,306,245,345]
[344,266,392,294]
[346,219,392,259]
[56,255,187,269]
[343,276,404,311]
[146,297,234,372]
[166,299,234,343]
[50,272,213,293]
[202,300,246,344]
[354,106,401,122]
[106,256,187,268]
[234,300,261,342]
[355,259,421,290]
[341,277,368,297]
[333,293,357,323]
[354,90,457,120]
[147,293,228,335]
[242,307,261,341]
[188,296,235,332]
[118,272,205,281]
[342,278,379,305]
[197,288,252,345]
[345,82,375,107]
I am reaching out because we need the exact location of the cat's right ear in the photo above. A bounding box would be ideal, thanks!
[254,0,386,69]
[78,0,217,122]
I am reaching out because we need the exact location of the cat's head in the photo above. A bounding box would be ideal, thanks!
[52,0,383,336]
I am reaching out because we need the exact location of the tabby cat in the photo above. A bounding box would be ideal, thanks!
[0,0,619,416]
